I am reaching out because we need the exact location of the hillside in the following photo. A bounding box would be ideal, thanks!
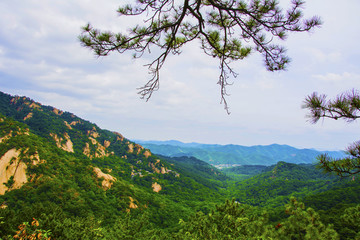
[135,140,346,167]
[0,91,359,239]
[226,161,360,225]
[0,91,226,238]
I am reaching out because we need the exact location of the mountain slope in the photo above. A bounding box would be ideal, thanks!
[135,140,346,166]
[225,161,360,224]
[0,91,226,237]
[1,91,359,239]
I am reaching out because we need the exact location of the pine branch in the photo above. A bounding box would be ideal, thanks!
[80,0,321,112]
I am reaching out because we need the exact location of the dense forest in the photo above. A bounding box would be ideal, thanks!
[0,91,359,239]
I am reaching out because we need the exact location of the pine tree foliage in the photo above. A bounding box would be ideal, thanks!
[176,199,269,239]
[303,89,360,177]
[79,0,321,113]
[176,197,339,239]
[303,89,360,123]
[271,197,339,240]
[337,205,360,240]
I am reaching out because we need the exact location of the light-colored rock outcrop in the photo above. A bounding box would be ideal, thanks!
[93,167,116,190]
[114,132,124,142]
[152,182,162,193]
[0,148,41,195]
[84,137,111,159]
[127,143,134,153]
[50,133,74,153]
[29,102,41,109]
[23,112,33,121]
[83,142,91,158]
[104,140,111,148]
[0,149,23,195]
[129,196,138,209]
[143,150,151,158]
[0,131,12,143]
[87,127,99,138]
[64,121,72,130]
[70,120,81,126]
[52,108,63,115]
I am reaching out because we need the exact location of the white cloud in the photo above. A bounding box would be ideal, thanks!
[304,48,342,63]
[0,0,360,151]
[312,72,359,83]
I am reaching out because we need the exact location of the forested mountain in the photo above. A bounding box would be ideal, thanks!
[0,91,359,239]
[135,140,346,167]
[0,91,226,238]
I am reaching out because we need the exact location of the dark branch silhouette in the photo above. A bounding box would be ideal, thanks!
[303,89,360,177]
[79,0,321,113]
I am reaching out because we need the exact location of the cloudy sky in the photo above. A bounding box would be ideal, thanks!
[0,0,359,150]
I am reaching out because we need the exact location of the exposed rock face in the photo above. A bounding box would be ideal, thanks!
[23,112,33,121]
[94,144,108,158]
[29,102,41,109]
[135,144,143,154]
[93,167,116,190]
[64,121,72,130]
[84,136,111,159]
[0,148,41,195]
[149,162,161,174]
[114,132,124,142]
[89,137,97,145]
[143,150,151,158]
[70,120,81,126]
[87,127,99,138]
[0,149,23,195]
[104,140,111,148]
[0,131,12,143]
[10,96,23,104]
[50,133,74,153]
[129,197,138,209]
[52,107,63,115]
[127,143,134,153]
[126,196,139,213]
[82,127,112,158]
[148,159,171,175]
[152,182,162,193]
[83,143,91,158]
[127,142,147,155]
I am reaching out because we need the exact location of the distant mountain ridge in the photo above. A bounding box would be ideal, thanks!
[134,140,346,167]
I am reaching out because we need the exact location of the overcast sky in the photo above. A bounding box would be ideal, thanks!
[0,0,359,150]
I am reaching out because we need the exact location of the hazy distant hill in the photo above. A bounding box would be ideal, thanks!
[135,140,346,166]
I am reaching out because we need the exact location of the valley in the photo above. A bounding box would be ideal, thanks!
[0,91,359,239]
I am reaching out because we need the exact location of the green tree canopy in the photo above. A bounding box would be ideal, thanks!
[303,89,360,177]
[79,0,321,113]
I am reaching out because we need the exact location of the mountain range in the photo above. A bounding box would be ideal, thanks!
[0,91,359,239]
[134,140,346,167]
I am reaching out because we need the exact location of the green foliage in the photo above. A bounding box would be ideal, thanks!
[223,165,267,176]
[7,218,52,240]
[271,197,339,240]
[176,198,339,240]
[176,199,268,239]
[1,91,360,239]
[338,205,360,239]
[303,89,360,177]
[227,162,336,211]
[3,176,15,189]
[79,0,321,112]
